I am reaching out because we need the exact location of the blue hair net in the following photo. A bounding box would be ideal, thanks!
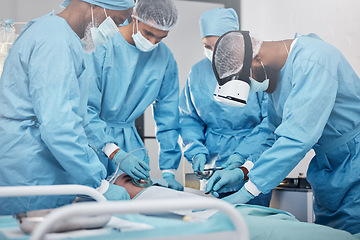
[61,0,134,10]
[200,8,239,39]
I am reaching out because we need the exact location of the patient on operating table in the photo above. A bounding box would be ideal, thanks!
[112,173,146,199]
[110,172,358,240]
[111,171,209,200]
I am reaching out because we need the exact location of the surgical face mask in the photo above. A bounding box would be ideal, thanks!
[132,19,159,52]
[249,61,269,93]
[90,7,119,48]
[82,22,96,53]
[203,48,213,62]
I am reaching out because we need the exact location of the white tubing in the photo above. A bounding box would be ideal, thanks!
[31,198,249,240]
[0,185,106,202]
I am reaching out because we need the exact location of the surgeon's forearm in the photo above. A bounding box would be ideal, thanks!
[240,162,262,196]
[102,142,120,160]
[240,167,249,181]
[239,160,254,181]
[244,181,261,197]
[109,149,119,160]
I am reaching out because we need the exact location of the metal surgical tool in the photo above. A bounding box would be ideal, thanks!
[194,167,223,179]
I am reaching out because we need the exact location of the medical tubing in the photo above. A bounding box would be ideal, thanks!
[31,198,249,240]
[108,147,148,183]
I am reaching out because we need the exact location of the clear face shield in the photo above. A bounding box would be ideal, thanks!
[212,31,253,107]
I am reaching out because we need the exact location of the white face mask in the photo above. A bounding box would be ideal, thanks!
[82,7,118,53]
[203,48,213,62]
[90,7,119,47]
[132,19,159,52]
[82,22,96,53]
[249,61,269,93]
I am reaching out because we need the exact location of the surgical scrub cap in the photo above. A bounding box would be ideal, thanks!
[132,0,179,31]
[200,8,239,39]
[214,31,263,79]
[61,0,134,10]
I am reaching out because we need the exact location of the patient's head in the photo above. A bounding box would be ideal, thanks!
[114,173,146,199]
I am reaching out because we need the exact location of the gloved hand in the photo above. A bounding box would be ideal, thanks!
[103,183,131,201]
[113,149,151,180]
[206,168,244,197]
[192,153,207,172]
[162,172,184,191]
[221,153,244,169]
[222,186,254,205]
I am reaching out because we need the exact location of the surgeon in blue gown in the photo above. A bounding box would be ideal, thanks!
[85,0,184,190]
[0,0,134,215]
[207,31,360,234]
[179,8,273,206]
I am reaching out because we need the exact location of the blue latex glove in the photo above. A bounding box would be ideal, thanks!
[206,168,244,197]
[103,183,131,201]
[192,153,207,172]
[222,186,255,205]
[221,153,245,169]
[162,172,184,191]
[113,149,151,180]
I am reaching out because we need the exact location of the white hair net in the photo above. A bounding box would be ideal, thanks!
[214,31,263,79]
[132,0,179,31]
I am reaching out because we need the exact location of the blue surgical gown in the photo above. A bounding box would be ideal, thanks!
[0,12,106,215]
[85,32,181,174]
[248,34,360,234]
[179,58,272,167]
